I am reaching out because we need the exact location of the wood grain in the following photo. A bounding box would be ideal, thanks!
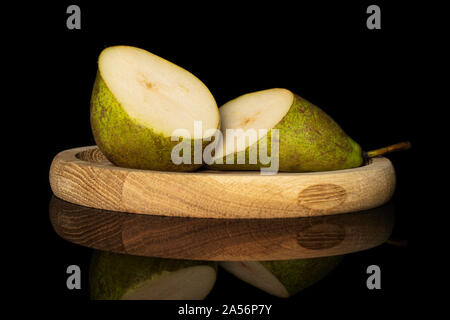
[49,196,395,261]
[49,146,395,219]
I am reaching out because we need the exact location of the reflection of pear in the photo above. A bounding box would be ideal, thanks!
[220,256,342,298]
[90,251,217,300]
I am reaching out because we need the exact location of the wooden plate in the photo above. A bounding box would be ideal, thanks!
[49,146,395,219]
[50,196,394,261]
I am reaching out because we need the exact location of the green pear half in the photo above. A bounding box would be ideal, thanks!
[90,251,217,300]
[208,89,363,172]
[90,46,220,171]
[220,256,342,298]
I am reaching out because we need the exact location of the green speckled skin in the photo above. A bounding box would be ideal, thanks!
[262,256,343,296]
[90,72,212,171]
[89,251,217,300]
[209,94,363,172]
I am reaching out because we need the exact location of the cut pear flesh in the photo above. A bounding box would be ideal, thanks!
[213,88,293,160]
[99,46,218,138]
[220,88,293,133]
[122,266,217,300]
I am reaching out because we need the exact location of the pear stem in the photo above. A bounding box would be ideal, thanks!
[385,238,408,247]
[363,141,411,158]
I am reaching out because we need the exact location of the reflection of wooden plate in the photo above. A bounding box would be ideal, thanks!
[49,146,395,218]
[49,196,394,261]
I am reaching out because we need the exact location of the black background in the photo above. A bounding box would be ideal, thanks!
[10,1,427,318]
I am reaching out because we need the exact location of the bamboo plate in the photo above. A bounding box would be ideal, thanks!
[49,146,395,219]
[49,196,394,261]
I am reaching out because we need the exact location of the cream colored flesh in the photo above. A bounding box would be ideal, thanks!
[99,46,219,138]
[122,266,216,300]
[220,261,289,298]
[213,89,293,160]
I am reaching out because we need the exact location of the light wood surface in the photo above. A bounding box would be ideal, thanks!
[49,146,395,219]
[49,196,394,261]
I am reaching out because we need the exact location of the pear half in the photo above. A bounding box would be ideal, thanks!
[90,46,220,171]
[208,89,363,172]
[220,256,342,298]
[90,251,217,300]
